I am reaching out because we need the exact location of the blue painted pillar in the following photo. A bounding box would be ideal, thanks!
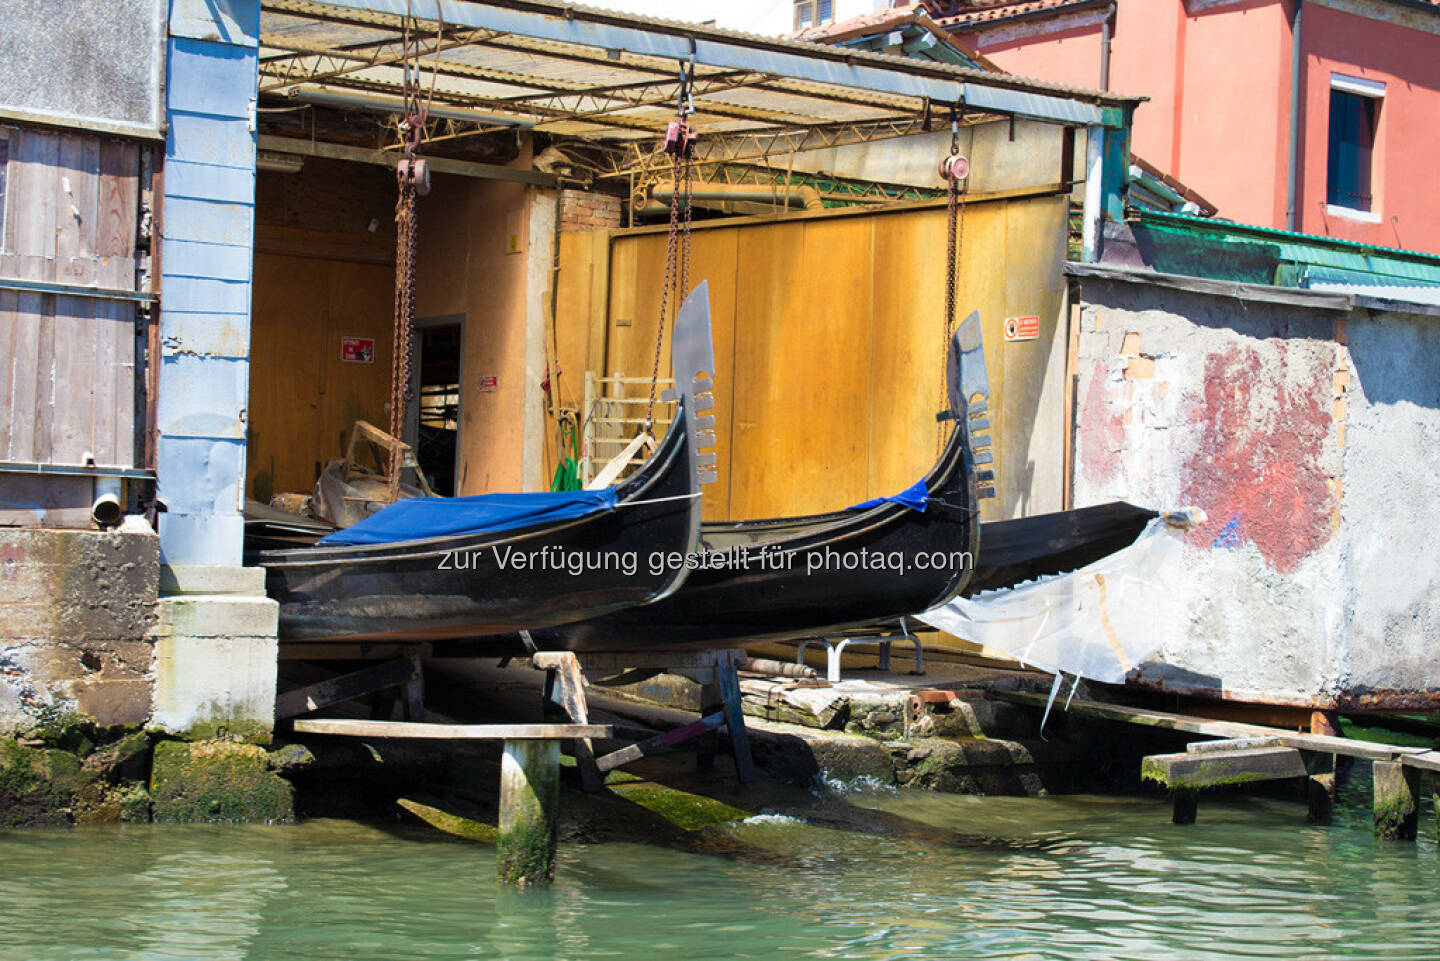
[155,0,260,566]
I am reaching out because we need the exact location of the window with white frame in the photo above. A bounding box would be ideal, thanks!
[794,0,834,30]
[1326,73,1384,216]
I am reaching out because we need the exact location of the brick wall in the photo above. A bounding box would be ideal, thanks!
[559,189,623,232]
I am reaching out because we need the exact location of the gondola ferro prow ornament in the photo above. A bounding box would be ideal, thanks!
[661,280,719,491]
[949,310,997,501]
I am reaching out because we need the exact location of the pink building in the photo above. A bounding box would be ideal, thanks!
[859,1,1440,255]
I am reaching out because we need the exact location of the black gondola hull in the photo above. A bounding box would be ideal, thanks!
[256,403,700,642]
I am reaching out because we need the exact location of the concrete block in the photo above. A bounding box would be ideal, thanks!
[157,594,278,639]
[160,564,267,596]
[151,594,278,739]
[0,528,159,733]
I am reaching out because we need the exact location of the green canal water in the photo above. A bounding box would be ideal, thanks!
[1,780,1436,961]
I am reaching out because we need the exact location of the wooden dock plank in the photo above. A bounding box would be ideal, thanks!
[993,690,1424,762]
[1142,746,1307,789]
[292,719,613,740]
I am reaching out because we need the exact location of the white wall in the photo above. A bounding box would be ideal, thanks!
[585,0,888,36]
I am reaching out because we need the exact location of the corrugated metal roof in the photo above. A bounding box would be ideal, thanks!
[1131,209,1440,290]
[257,0,1137,153]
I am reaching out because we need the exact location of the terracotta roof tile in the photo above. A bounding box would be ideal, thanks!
[932,0,1103,29]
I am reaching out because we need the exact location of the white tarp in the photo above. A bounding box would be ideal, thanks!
[918,515,1190,684]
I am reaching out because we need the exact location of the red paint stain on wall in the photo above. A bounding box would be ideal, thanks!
[1180,345,1333,574]
[1079,358,1126,486]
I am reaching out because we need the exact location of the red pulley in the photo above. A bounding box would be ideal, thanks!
[938,153,970,182]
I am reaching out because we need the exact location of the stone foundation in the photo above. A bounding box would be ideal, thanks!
[0,527,160,734]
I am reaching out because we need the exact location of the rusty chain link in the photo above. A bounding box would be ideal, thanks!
[939,108,968,453]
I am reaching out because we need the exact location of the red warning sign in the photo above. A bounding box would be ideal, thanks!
[1003,316,1040,342]
[340,336,375,363]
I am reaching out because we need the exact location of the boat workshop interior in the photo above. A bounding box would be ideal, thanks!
[4,0,1440,894]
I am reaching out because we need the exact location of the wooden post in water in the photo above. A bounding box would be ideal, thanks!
[1373,760,1419,841]
[1171,790,1198,825]
[498,738,561,886]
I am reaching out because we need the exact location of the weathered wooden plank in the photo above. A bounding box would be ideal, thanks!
[595,711,725,774]
[0,289,16,457]
[97,139,139,262]
[92,298,117,465]
[994,691,1424,762]
[8,291,44,461]
[112,300,136,467]
[717,659,757,783]
[1185,736,1283,754]
[1142,746,1307,790]
[46,294,87,465]
[276,657,418,719]
[7,129,60,269]
[291,719,613,740]
[31,293,55,464]
[1401,750,1440,774]
[541,651,600,791]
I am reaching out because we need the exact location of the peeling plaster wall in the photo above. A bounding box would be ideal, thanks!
[1335,309,1440,703]
[1072,275,1440,706]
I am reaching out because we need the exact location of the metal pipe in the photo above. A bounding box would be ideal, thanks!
[1286,0,1304,232]
[1100,2,1116,92]
[647,182,825,211]
[741,657,818,678]
[92,477,123,528]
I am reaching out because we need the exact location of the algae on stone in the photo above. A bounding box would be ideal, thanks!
[0,740,82,826]
[150,739,294,823]
[397,798,498,843]
[603,770,752,830]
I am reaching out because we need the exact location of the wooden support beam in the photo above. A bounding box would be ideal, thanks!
[1171,790,1198,825]
[291,719,611,739]
[1142,746,1307,790]
[1308,772,1336,826]
[257,135,558,186]
[403,653,426,722]
[276,657,419,719]
[717,657,757,784]
[542,652,601,792]
[595,711,725,774]
[497,739,560,886]
[1373,760,1420,841]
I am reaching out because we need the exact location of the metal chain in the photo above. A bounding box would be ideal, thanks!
[643,65,695,436]
[643,151,684,435]
[939,111,967,453]
[388,6,422,499]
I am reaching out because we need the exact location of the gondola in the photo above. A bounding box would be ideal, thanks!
[964,501,1159,595]
[474,312,989,654]
[255,283,717,642]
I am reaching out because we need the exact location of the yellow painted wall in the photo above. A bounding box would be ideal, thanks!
[248,150,545,502]
[581,189,1071,522]
[413,170,535,496]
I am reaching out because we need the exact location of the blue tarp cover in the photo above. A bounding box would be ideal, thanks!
[847,479,929,512]
[318,488,620,546]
